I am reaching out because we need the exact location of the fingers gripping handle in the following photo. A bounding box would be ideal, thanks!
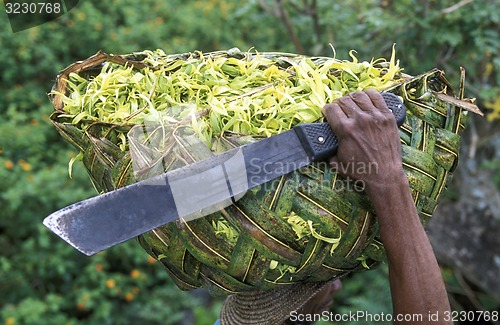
[294,92,406,162]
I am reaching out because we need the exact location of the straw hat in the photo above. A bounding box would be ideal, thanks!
[220,280,341,324]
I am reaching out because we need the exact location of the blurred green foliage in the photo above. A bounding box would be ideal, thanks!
[1,0,499,324]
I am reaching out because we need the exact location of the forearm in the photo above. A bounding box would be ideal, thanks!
[367,177,451,324]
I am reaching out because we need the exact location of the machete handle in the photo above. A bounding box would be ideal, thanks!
[294,92,406,162]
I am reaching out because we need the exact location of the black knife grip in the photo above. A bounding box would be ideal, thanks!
[294,92,406,162]
[294,122,339,162]
[382,92,406,126]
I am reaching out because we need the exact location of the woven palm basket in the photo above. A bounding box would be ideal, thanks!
[49,49,479,295]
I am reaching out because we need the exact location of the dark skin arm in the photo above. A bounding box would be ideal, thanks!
[322,89,452,324]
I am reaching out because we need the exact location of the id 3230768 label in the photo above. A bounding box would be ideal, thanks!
[443,310,498,323]
[3,0,80,32]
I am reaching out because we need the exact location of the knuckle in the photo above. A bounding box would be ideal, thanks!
[339,119,355,133]
[380,112,396,126]
[358,112,372,124]
[365,88,381,98]
[337,96,351,105]
[322,104,334,116]
[350,91,365,100]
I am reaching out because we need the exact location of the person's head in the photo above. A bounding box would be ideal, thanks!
[220,279,342,325]
[284,279,341,324]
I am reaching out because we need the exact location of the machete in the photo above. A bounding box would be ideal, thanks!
[43,92,406,255]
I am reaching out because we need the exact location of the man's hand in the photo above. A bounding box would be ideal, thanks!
[322,90,452,324]
[322,89,405,195]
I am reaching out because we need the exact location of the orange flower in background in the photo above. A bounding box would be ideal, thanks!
[105,279,116,289]
[76,12,86,20]
[76,302,86,311]
[95,264,103,272]
[124,292,134,302]
[5,160,14,170]
[147,256,156,264]
[130,269,140,279]
[18,159,31,172]
[5,317,15,325]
